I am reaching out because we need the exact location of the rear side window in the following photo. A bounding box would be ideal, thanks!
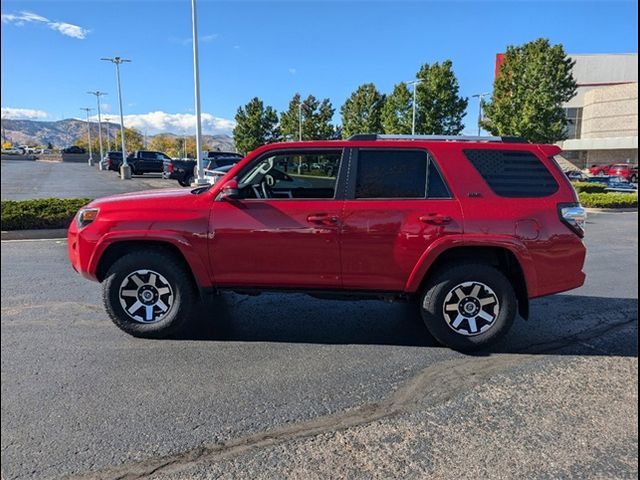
[355,149,451,199]
[463,149,559,197]
[356,150,428,198]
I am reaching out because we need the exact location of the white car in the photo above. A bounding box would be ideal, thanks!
[2,147,24,155]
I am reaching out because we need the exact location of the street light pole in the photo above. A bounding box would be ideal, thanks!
[407,79,422,135]
[104,116,111,151]
[298,102,302,141]
[190,0,207,186]
[101,57,131,179]
[472,92,490,136]
[88,91,107,170]
[80,108,94,166]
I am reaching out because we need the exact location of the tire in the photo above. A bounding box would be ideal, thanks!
[419,263,517,351]
[102,250,197,338]
[630,174,637,183]
[183,175,195,187]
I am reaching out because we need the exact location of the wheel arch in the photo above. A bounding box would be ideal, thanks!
[95,240,206,296]
[408,244,532,320]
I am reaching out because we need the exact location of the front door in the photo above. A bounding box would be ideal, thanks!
[340,148,463,292]
[209,148,346,288]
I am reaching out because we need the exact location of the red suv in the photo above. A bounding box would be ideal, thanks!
[68,135,587,351]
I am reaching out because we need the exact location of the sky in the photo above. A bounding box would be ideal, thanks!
[1,0,638,136]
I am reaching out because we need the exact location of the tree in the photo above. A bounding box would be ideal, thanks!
[340,83,385,138]
[414,60,468,135]
[148,135,179,157]
[233,97,280,155]
[381,82,413,134]
[280,93,336,141]
[113,127,144,152]
[481,38,577,144]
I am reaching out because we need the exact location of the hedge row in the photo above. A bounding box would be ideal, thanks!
[1,198,91,230]
[578,192,638,209]
[572,182,607,194]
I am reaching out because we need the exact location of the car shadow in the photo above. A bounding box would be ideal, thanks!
[176,293,638,358]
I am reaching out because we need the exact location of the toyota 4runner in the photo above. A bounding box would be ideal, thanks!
[68,134,587,351]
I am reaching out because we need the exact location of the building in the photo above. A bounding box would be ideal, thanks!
[495,53,638,169]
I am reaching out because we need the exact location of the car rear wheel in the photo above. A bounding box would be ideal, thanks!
[178,175,194,187]
[102,250,197,338]
[419,263,517,351]
[630,174,637,183]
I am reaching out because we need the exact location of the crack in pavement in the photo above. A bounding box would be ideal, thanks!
[66,315,638,480]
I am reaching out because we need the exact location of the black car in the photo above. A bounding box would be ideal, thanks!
[163,151,243,187]
[102,151,123,171]
[62,146,86,154]
[104,150,173,174]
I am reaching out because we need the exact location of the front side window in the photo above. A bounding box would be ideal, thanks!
[237,150,342,199]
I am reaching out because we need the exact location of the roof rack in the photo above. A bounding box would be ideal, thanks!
[348,134,528,143]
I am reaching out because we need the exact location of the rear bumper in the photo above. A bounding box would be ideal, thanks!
[529,237,587,298]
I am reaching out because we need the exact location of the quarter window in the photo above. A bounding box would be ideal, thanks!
[463,149,559,197]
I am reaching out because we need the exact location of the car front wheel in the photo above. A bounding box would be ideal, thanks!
[102,250,197,338]
[419,263,517,351]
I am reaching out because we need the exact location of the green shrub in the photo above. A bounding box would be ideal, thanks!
[578,192,638,209]
[572,182,607,194]
[1,198,91,230]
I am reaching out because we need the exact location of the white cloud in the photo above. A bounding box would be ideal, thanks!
[96,111,235,136]
[1,107,49,120]
[171,33,219,46]
[288,68,297,75]
[1,10,89,39]
[48,22,88,39]
[200,33,219,43]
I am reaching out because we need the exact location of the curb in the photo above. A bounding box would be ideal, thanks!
[586,207,638,213]
[1,229,68,241]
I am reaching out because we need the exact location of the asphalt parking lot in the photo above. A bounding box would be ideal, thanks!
[0,160,177,201]
[0,212,637,479]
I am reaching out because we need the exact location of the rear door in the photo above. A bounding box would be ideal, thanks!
[340,148,463,292]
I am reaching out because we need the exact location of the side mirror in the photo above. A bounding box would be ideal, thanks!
[219,179,240,200]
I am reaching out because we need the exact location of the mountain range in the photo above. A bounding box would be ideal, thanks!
[1,118,234,150]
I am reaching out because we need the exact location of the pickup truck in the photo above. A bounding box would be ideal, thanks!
[163,151,243,186]
[106,150,173,175]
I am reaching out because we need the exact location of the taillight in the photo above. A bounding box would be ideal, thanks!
[558,203,586,238]
[168,163,174,173]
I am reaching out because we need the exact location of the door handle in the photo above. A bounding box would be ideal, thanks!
[419,213,452,225]
[307,214,339,225]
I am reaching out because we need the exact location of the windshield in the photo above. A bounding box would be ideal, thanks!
[214,158,240,167]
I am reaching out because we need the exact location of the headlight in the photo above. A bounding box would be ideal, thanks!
[77,208,99,228]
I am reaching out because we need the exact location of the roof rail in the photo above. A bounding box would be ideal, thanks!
[348,134,528,143]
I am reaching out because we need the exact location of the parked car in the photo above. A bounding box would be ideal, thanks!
[605,178,638,193]
[62,146,86,154]
[608,164,638,183]
[68,134,587,351]
[203,164,235,185]
[105,150,173,175]
[164,152,243,187]
[1,146,24,155]
[102,151,123,171]
[565,170,590,182]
